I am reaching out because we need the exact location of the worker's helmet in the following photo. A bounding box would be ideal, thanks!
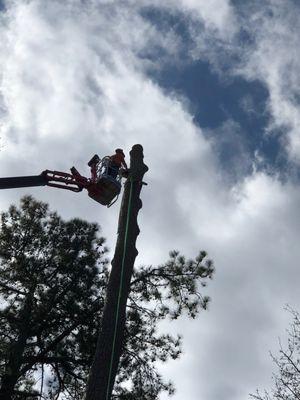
[115,148,125,156]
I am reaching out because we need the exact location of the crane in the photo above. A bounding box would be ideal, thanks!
[0,156,123,207]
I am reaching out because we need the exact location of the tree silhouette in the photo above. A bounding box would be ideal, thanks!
[251,306,300,400]
[0,196,214,399]
[0,196,109,400]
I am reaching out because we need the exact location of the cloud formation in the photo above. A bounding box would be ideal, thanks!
[239,0,300,163]
[0,1,300,400]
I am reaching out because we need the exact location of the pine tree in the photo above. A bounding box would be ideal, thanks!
[0,196,109,400]
[0,196,214,400]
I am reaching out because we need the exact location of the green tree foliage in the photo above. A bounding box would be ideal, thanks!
[0,196,215,400]
[251,307,300,400]
[0,196,109,400]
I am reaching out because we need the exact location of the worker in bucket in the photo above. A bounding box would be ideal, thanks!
[108,148,128,179]
[87,149,128,182]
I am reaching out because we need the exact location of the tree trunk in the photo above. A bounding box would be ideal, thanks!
[0,294,33,400]
[86,144,148,400]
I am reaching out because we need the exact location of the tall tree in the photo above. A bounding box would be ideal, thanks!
[251,306,300,400]
[0,196,109,400]
[0,196,215,400]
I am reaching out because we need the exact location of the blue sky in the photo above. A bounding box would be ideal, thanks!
[142,4,293,182]
[152,60,276,177]
[1,1,300,400]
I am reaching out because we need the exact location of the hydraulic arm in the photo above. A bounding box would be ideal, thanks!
[0,170,83,192]
[0,175,48,190]
[0,166,121,206]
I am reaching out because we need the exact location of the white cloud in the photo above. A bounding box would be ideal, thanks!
[183,0,300,165]
[179,0,237,38]
[0,0,216,232]
[226,0,300,164]
[159,172,300,400]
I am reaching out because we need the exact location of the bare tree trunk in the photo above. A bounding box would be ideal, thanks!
[0,294,33,400]
[86,144,148,400]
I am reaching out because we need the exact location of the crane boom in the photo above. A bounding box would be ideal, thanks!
[0,165,121,206]
[0,170,82,193]
[0,175,47,190]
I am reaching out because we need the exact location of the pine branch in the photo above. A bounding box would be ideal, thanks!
[13,389,40,398]
[0,281,26,295]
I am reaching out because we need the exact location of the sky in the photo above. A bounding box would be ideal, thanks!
[0,0,300,399]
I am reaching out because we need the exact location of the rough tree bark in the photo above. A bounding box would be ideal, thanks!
[0,292,34,400]
[85,144,148,400]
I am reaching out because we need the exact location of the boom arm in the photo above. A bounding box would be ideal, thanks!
[0,175,47,189]
[0,167,123,206]
[0,170,83,192]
